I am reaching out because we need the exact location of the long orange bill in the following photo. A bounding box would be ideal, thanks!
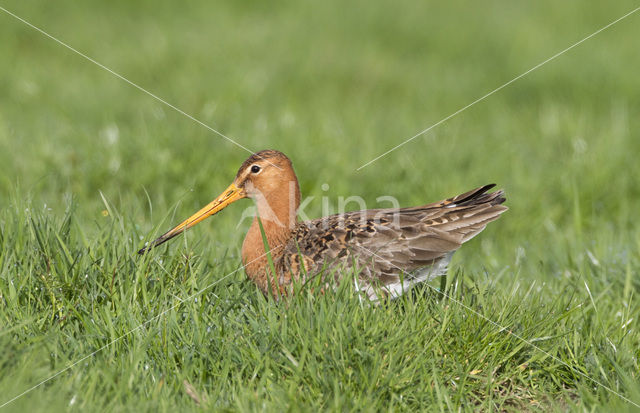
[138,183,245,254]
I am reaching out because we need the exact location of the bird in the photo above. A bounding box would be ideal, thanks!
[139,150,507,300]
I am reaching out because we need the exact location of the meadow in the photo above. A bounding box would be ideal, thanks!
[1,0,639,411]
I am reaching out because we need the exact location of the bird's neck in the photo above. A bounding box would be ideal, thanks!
[241,178,301,290]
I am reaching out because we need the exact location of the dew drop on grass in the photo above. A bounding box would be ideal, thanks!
[100,124,120,145]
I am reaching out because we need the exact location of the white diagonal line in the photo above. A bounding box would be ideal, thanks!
[0,5,266,162]
[357,245,640,408]
[356,5,640,171]
[0,244,283,409]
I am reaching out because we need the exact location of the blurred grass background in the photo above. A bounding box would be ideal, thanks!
[1,0,639,411]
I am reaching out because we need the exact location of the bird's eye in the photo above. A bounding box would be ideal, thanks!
[250,165,261,173]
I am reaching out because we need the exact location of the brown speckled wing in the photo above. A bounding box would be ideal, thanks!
[280,185,507,296]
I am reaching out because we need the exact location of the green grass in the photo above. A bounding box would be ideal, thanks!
[1,0,640,411]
